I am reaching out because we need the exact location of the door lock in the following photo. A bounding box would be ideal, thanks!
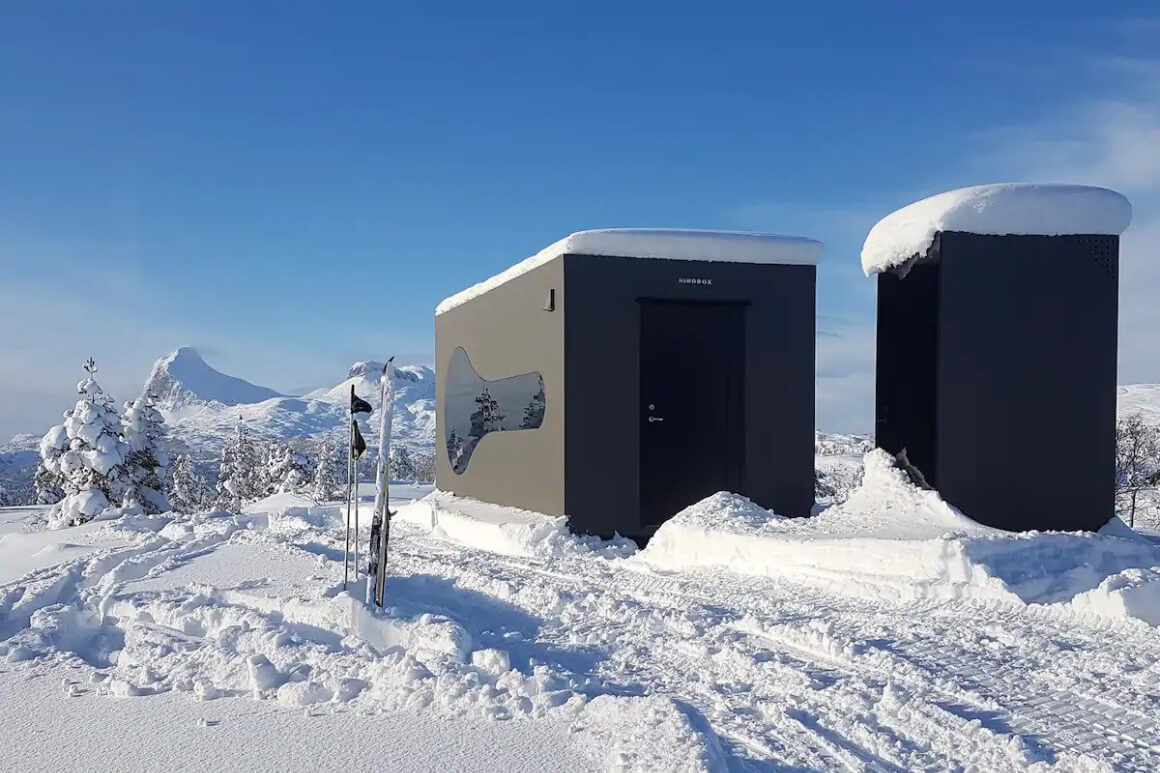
[648,416,664,422]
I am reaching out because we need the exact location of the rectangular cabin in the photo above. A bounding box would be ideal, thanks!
[435,228,822,541]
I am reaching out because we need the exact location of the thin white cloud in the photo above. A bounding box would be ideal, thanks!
[962,60,1160,389]
[805,46,1160,433]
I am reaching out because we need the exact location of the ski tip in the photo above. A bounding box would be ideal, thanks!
[383,356,394,373]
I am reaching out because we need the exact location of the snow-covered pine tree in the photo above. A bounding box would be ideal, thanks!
[215,434,240,512]
[412,453,436,483]
[36,421,69,505]
[216,419,261,511]
[389,445,415,482]
[311,439,341,502]
[46,359,131,526]
[121,394,171,513]
[266,441,306,493]
[169,453,210,514]
[257,441,277,496]
[34,462,65,504]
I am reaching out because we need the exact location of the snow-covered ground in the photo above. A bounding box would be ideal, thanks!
[5,459,1160,771]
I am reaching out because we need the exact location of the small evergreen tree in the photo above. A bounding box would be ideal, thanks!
[311,439,342,502]
[169,453,210,514]
[266,441,307,493]
[257,442,277,495]
[412,453,436,483]
[389,445,415,481]
[46,359,130,526]
[121,394,171,513]
[216,419,261,511]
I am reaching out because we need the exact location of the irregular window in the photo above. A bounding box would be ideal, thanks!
[444,348,545,474]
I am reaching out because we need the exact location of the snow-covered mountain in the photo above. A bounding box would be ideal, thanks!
[143,347,286,408]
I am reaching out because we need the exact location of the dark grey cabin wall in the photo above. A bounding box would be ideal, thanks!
[875,260,940,484]
[936,232,1118,532]
[563,254,816,539]
[875,232,1118,532]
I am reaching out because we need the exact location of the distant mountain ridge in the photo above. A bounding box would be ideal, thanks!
[151,349,437,459]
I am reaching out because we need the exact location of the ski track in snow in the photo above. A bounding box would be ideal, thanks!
[3,503,1159,771]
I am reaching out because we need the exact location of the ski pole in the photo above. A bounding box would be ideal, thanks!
[352,445,359,587]
[343,417,353,589]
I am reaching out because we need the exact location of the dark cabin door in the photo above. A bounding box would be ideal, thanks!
[639,300,745,528]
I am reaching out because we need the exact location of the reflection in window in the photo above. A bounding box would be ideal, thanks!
[444,348,546,473]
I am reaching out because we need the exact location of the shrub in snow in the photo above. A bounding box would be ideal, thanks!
[121,394,171,514]
[1116,413,1160,528]
[169,453,211,514]
[310,439,342,502]
[216,420,262,512]
[42,361,130,526]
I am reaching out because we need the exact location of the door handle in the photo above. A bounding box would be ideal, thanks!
[648,416,664,422]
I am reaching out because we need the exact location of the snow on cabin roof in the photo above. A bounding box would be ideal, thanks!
[860,183,1133,276]
[435,228,823,314]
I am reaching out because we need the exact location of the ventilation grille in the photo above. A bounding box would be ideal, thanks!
[1079,236,1117,280]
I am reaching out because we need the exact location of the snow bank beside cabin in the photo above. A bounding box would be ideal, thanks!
[640,450,1160,625]
[437,228,823,314]
[398,491,635,560]
[861,183,1132,276]
[397,492,572,557]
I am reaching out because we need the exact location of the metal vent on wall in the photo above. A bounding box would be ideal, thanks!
[1079,236,1117,280]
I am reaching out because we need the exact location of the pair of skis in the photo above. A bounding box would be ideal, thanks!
[341,357,394,609]
[367,357,395,608]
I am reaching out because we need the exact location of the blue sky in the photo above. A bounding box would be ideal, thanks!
[2,2,1159,439]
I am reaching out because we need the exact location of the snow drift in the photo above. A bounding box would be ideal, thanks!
[396,491,633,560]
[640,450,1160,625]
[860,183,1132,276]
